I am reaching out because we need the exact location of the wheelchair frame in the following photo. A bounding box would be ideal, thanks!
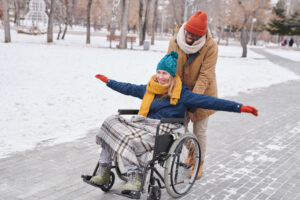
[81,109,201,200]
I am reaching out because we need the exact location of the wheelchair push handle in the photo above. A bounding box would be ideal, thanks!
[118,109,139,115]
[118,109,184,124]
[160,118,184,124]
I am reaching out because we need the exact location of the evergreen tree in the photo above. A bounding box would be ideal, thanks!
[287,11,300,35]
[266,1,290,36]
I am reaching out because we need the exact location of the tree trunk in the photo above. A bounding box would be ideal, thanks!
[138,0,144,45]
[57,23,62,40]
[218,28,224,45]
[226,31,229,46]
[110,0,120,36]
[240,26,248,57]
[14,0,20,25]
[170,0,180,26]
[119,0,130,49]
[47,0,56,43]
[236,0,265,57]
[86,0,93,44]
[62,0,69,40]
[151,0,158,45]
[93,17,98,31]
[62,25,68,40]
[2,0,11,43]
[141,0,151,45]
[71,0,77,27]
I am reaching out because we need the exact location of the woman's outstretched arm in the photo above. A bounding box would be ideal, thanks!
[183,88,258,116]
[95,74,146,99]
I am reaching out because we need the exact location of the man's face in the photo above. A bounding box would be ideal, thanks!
[185,30,201,45]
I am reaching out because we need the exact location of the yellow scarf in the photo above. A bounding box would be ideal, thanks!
[138,75,182,117]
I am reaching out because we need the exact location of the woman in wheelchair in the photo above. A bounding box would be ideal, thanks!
[91,51,258,194]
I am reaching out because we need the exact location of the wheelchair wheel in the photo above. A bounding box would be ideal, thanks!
[114,154,128,182]
[100,171,115,192]
[164,133,201,198]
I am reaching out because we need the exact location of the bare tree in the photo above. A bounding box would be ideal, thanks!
[86,0,93,44]
[207,0,228,45]
[151,0,158,45]
[127,0,139,33]
[62,0,70,39]
[138,0,144,45]
[169,0,185,26]
[47,0,56,43]
[55,0,64,40]
[14,0,20,25]
[71,0,77,27]
[57,23,62,39]
[119,0,130,49]
[2,0,11,43]
[140,0,151,45]
[236,0,266,57]
[90,0,111,32]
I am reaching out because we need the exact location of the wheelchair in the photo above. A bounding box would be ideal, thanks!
[81,109,201,200]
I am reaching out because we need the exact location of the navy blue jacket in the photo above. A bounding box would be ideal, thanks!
[107,80,242,120]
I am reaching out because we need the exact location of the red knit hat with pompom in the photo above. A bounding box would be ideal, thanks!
[184,11,207,37]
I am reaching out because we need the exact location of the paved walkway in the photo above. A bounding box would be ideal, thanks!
[1,48,299,200]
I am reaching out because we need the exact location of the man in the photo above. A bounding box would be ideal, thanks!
[168,11,218,179]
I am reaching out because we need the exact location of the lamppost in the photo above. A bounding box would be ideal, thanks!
[249,18,256,45]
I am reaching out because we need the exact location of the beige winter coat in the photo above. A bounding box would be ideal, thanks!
[168,26,218,122]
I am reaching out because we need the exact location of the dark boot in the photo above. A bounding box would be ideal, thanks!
[189,161,203,180]
[90,164,111,185]
[184,147,195,168]
[121,172,142,191]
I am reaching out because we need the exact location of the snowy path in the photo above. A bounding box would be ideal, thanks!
[0,48,299,200]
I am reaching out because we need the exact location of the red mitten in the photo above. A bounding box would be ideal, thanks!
[95,74,108,83]
[240,105,258,116]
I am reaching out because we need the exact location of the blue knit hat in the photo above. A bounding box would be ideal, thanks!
[156,51,178,77]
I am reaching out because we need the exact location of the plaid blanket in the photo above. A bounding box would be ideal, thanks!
[96,115,184,167]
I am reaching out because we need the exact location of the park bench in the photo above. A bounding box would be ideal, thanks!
[106,35,136,49]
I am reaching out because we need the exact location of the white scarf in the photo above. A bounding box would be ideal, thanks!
[176,23,206,54]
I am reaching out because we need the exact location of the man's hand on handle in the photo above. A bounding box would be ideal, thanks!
[95,74,108,83]
[241,105,258,116]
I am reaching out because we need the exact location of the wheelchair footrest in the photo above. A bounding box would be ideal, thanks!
[114,190,141,199]
[81,172,115,193]
[81,174,103,189]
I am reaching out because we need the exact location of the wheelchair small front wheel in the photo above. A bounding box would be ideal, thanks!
[100,171,115,192]
[147,186,161,200]
[164,132,201,198]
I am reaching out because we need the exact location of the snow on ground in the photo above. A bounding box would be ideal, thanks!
[0,30,299,158]
[264,48,300,62]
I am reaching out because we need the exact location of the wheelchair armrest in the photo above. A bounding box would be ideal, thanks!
[160,118,184,124]
[118,109,139,115]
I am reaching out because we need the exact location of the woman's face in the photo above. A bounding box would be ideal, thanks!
[156,70,171,85]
